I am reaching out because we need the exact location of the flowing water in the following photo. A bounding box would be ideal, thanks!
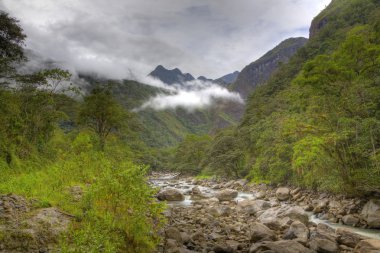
[150,174,380,240]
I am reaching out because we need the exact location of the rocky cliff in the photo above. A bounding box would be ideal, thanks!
[231,37,308,98]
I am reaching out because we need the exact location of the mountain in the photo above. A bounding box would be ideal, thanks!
[231,37,308,98]
[197,76,214,82]
[149,65,195,85]
[197,0,380,193]
[215,71,240,85]
[149,65,239,86]
[78,75,244,147]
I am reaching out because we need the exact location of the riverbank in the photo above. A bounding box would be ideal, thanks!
[151,175,380,253]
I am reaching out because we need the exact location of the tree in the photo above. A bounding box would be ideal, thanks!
[206,129,247,178]
[0,11,26,79]
[171,134,212,174]
[78,87,128,150]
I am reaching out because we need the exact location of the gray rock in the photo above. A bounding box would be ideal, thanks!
[209,205,232,217]
[0,207,72,253]
[250,222,276,243]
[166,227,182,243]
[256,191,266,199]
[336,228,365,248]
[249,240,315,253]
[361,199,380,228]
[157,188,185,201]
[309,238,339,253]
[191,186,202,195]
[213,244,235,253]
[342,214,359,226]
[283,221,309,241]
[279,206,309,224]
[165,239,180,253]
[313,199,329,213]
[276,188,290,201]
[354,239,380,253]
[257,206,308,230]
[216,189,238,201]
[237,200,271,215]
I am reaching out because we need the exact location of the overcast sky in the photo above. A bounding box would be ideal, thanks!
[1,0,330,80]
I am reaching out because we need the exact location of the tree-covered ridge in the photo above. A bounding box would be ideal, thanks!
[169,0,380,195]
[0,11,165,252]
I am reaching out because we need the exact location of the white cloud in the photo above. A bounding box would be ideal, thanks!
[136,80,243,111]
[2,0,331,79]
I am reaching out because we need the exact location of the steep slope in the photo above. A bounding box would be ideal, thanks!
[200,0,380,193]
[215,71,240,85]
[79,75,243,147]
[149,65,195,85]
[231,37,308,98]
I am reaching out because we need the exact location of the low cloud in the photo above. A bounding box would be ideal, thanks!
[136,79,243,111]
[2,0,331,79]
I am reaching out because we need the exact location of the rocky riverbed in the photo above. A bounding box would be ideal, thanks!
[151,174,380,253]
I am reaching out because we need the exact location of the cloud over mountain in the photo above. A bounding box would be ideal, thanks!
[2,0,330,79]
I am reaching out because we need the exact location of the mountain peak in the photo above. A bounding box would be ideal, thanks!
[149,65,195,85]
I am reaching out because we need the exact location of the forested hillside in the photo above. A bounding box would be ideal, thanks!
[171,0,380,194]
[0,12,165,252]
[79,75,243,147]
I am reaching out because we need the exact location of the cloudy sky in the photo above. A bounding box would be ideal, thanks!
[1,0,330,80]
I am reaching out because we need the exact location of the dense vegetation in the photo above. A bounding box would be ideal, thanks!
[170,0,380,194]
[0,12,165,252]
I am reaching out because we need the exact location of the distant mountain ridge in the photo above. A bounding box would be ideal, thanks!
[149,65,195,85]
[149,65,239,86]
[215,71,240,85]
[231,37,308,98]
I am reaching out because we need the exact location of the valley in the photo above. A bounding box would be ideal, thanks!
[1,0,380,252]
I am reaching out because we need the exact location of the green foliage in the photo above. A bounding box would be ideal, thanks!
[200,1,380,194]
[204,129,247,179]
[78,86,130,150]
[0,131,166,252]
[0,11,26,79]
[170,134,212,175]
[0,12,166,252]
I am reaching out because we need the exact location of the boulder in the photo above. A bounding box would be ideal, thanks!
[310,223,337,243]
[276,188,290,201]
[354,239,380,253]
[191,186,202,195]
[257,206,308,230]
[278,206,309,225]
[209,205,232,217]
[213,244,234,253]
[256,191,266,199]
[165,227,182,243]
[250,222,276,243]
[313,199,329,214]
[0,194,30,220]
[237,200,271,215]
[249,240,314,253]
[342,214,359,226]
[216,189,238,201]
[309,238,339,253]
[336,228,365,248]
[283,220,309,241]
[361,199,380,228]
[157,188,185,201]
[165,239,180,253]
[68,185,83,202]
[0,207,72,253]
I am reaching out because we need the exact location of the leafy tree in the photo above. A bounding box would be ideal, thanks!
[0,11,26,79]
[205,129,247,178]
[78,87,129,150]
[171,134,212,174]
